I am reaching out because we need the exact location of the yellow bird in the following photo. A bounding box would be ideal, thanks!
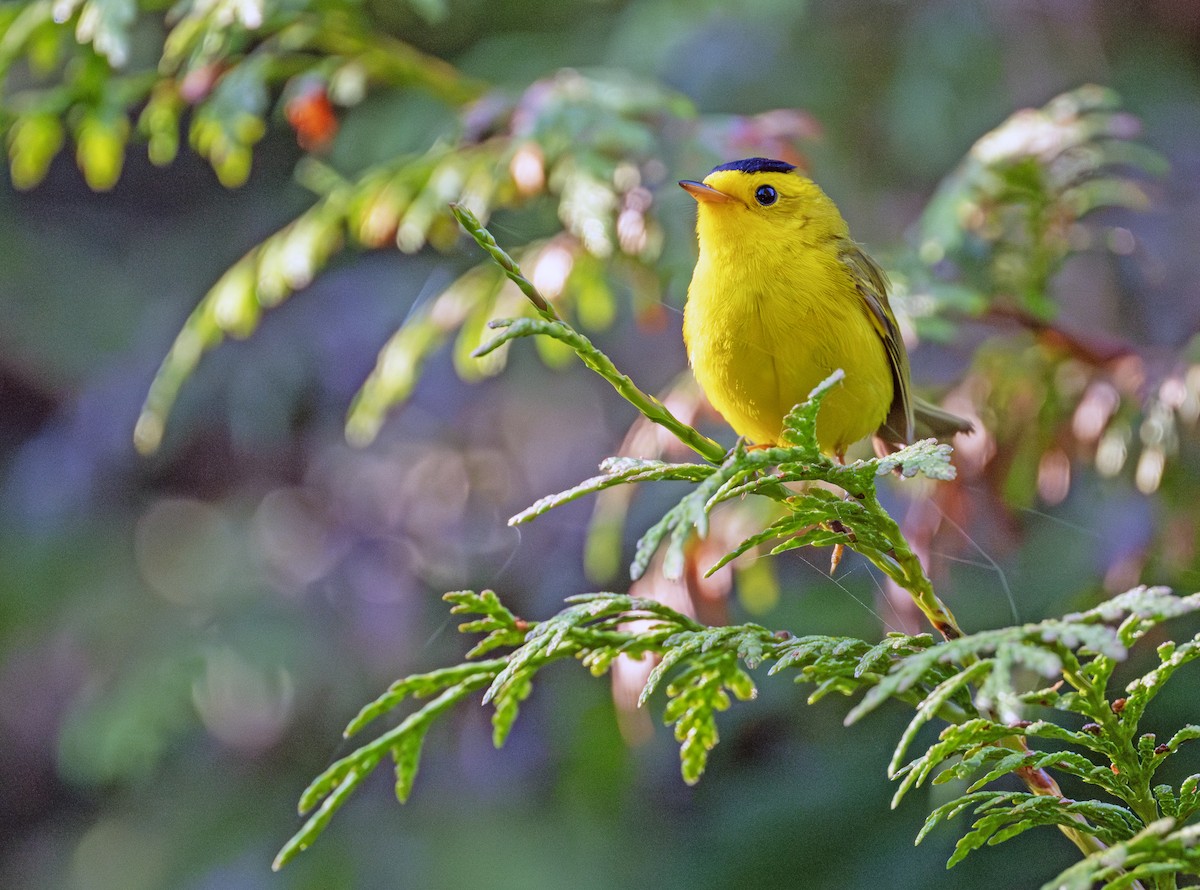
[680,158,971,458]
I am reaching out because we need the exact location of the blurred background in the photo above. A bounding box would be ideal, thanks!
[2,0,1200,888]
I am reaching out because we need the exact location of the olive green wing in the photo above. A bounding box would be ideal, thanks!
[839,242,913,449]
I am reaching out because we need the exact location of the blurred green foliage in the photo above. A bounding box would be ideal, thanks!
[3,1,1200,889]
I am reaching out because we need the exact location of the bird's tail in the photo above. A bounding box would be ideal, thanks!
[873,398,973,457]
[913,398,974,439]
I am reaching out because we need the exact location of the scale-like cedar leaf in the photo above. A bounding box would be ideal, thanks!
[393,724,429,803]
[510,457,713,525]
[849,590,1200,729]
[779,370,844,456]
[890,660,993,779]
[919,791,1141,868]
[873,438,958,481]
[965,749,1120,797]
[892,716,1017,806]
[1043,818,1200,890]
[276,678,487,870]
[344,661,505,737]
[1120,630,1200,727]
[491,673,533,747]
[661,657,756,785]
[631,465,740,580]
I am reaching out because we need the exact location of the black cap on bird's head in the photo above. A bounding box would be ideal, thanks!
[681,155,847,243]
[679,157,801,204]
[708,157,796,176]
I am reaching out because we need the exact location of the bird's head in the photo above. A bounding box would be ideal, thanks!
[679,157,847,252]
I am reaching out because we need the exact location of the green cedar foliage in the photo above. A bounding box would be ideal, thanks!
[274,219,1200,890]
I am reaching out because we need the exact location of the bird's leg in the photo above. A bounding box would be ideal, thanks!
[719,437,744,463]
[721,436,772,462]
[827,449,853,574]
[828,519,856,574]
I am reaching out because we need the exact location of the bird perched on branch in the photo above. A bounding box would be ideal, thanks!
[680,157,971,459]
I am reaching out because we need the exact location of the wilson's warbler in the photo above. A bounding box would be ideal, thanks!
[680,157,971,457]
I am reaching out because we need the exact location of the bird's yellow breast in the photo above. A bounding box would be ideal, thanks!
[683,190,893,455]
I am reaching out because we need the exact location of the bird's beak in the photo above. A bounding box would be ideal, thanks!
[679,180,736,204]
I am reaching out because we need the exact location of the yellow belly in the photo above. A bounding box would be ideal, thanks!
[683,246,893,455]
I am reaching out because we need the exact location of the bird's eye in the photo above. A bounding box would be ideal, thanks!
[754,185,778,206]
